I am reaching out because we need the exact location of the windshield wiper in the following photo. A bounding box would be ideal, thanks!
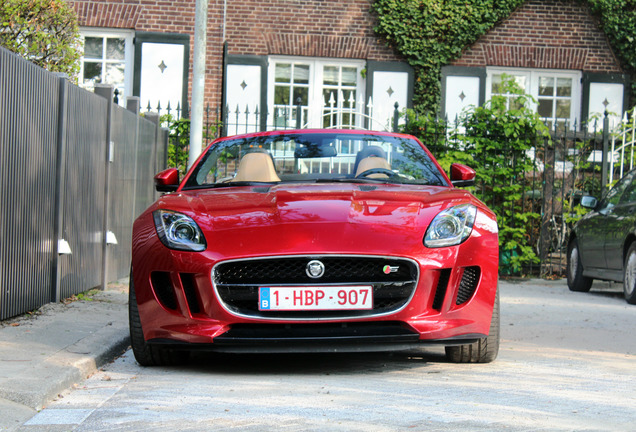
[183,181,279,190]
[314,178,402,185]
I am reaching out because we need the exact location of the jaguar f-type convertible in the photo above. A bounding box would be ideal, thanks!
[129,129,499,365]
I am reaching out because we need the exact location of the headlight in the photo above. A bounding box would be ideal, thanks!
[424,204,476,248]
[153,210,207,252]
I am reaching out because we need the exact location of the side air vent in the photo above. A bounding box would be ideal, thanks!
[150,271,178,310]
[456,266,481,305]
[432,269,451,310]
[180,273,201,315]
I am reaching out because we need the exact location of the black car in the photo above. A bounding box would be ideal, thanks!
[567,169,636,304]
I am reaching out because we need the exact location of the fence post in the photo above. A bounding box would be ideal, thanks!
[601,111,610,191]
[145,112,160,199]
[295,97,302,129]
[127,97,141,222]
[94,84,115,291]
[51,74,69,303]
[539,137,555,278]
[393,102,400,132]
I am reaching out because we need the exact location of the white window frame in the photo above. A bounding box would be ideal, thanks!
[267,56,366,129]
[486,67,582,127]
[79,28,134,105]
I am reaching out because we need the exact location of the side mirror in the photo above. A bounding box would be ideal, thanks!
[450,163,476,187]
[154,168,180,193]
[580,195,598,209]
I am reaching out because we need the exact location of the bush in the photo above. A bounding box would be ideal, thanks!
[401,76,550,274]
[162,115,219,176]
[0,0,81,76]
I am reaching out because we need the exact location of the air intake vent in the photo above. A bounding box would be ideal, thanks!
[456,267,480,305]
[180,273,201,314]
[150,271,178,310]
[433,269,451,310]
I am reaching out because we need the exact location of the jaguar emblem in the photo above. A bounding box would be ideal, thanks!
[306,260,325,279]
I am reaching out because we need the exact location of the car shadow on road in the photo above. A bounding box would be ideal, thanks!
[587,284,625,301]
[182,348,449,375]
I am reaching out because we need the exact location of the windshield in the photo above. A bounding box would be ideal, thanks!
[183,132,448,189]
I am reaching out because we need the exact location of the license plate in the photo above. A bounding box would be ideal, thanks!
[258,286,373,311]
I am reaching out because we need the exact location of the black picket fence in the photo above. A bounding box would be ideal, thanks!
[146,98,620,277]
[405,114,614,277]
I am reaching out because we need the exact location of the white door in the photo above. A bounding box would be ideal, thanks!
[371,71,408,131]
[226,64,262,134]
[444,76,480,123]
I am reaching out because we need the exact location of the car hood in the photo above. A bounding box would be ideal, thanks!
[152,183,486,257]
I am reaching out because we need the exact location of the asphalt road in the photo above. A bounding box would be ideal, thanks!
[19,279,636,431]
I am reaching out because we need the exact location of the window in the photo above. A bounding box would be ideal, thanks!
[272,62,310,127]
[268,57,366,129]
[487,68,581,128]
[80,29,134,105]
[490,73,528,111]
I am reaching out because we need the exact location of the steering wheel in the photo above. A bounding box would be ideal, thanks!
[355,168,399,179]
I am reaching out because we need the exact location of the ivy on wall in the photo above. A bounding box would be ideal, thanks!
[587,0,636,98]
[372,0,636,113]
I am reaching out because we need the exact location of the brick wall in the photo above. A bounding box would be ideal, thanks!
[70,0,399,115]
[71,0,224,116]
[452,0,622,73]
[225,0,398,60]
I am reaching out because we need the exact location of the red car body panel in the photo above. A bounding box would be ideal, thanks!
[131,130,499,353]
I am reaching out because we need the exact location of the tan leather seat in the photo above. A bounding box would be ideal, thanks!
[232,152,281,182]
[355,156,391,178]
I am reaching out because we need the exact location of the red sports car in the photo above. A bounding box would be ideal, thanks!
[129,130,500,365]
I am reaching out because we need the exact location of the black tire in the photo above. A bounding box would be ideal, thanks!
[129,269,188,366]
[566,238,593,293]
[623,243,636,305]
[445,288,500,363]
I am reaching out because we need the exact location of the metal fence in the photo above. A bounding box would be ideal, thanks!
[0,47,167,320]
[143,83,634,277]
[166,98,625,276]
[406,113,617,277]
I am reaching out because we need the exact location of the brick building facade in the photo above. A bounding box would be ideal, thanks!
[70,0,629,131]
[442,0,628,126]
[69,0,411,132]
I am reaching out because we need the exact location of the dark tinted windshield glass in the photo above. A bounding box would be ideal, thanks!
[184,133,448,189]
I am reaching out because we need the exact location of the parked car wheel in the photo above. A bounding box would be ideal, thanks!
[129,270,188,366]
[567,238,593,292]
[624,243,636,305]
[445,288,499,363]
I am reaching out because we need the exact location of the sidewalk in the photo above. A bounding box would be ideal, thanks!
[0,280,130,431]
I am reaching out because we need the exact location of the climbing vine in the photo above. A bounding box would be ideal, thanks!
[372,0,636,113]
[371,0,525,112]
[587,0,636,97]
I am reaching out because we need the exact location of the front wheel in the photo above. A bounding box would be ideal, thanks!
[623,243,636,305]
[566,238,593,292]
[445,289,500,363]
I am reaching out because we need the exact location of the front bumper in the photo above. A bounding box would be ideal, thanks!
[132,202,499,351]
[132,249,498,351]
[146,322,484,354]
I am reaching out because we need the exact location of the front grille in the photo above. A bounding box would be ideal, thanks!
[213,256,418,319]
